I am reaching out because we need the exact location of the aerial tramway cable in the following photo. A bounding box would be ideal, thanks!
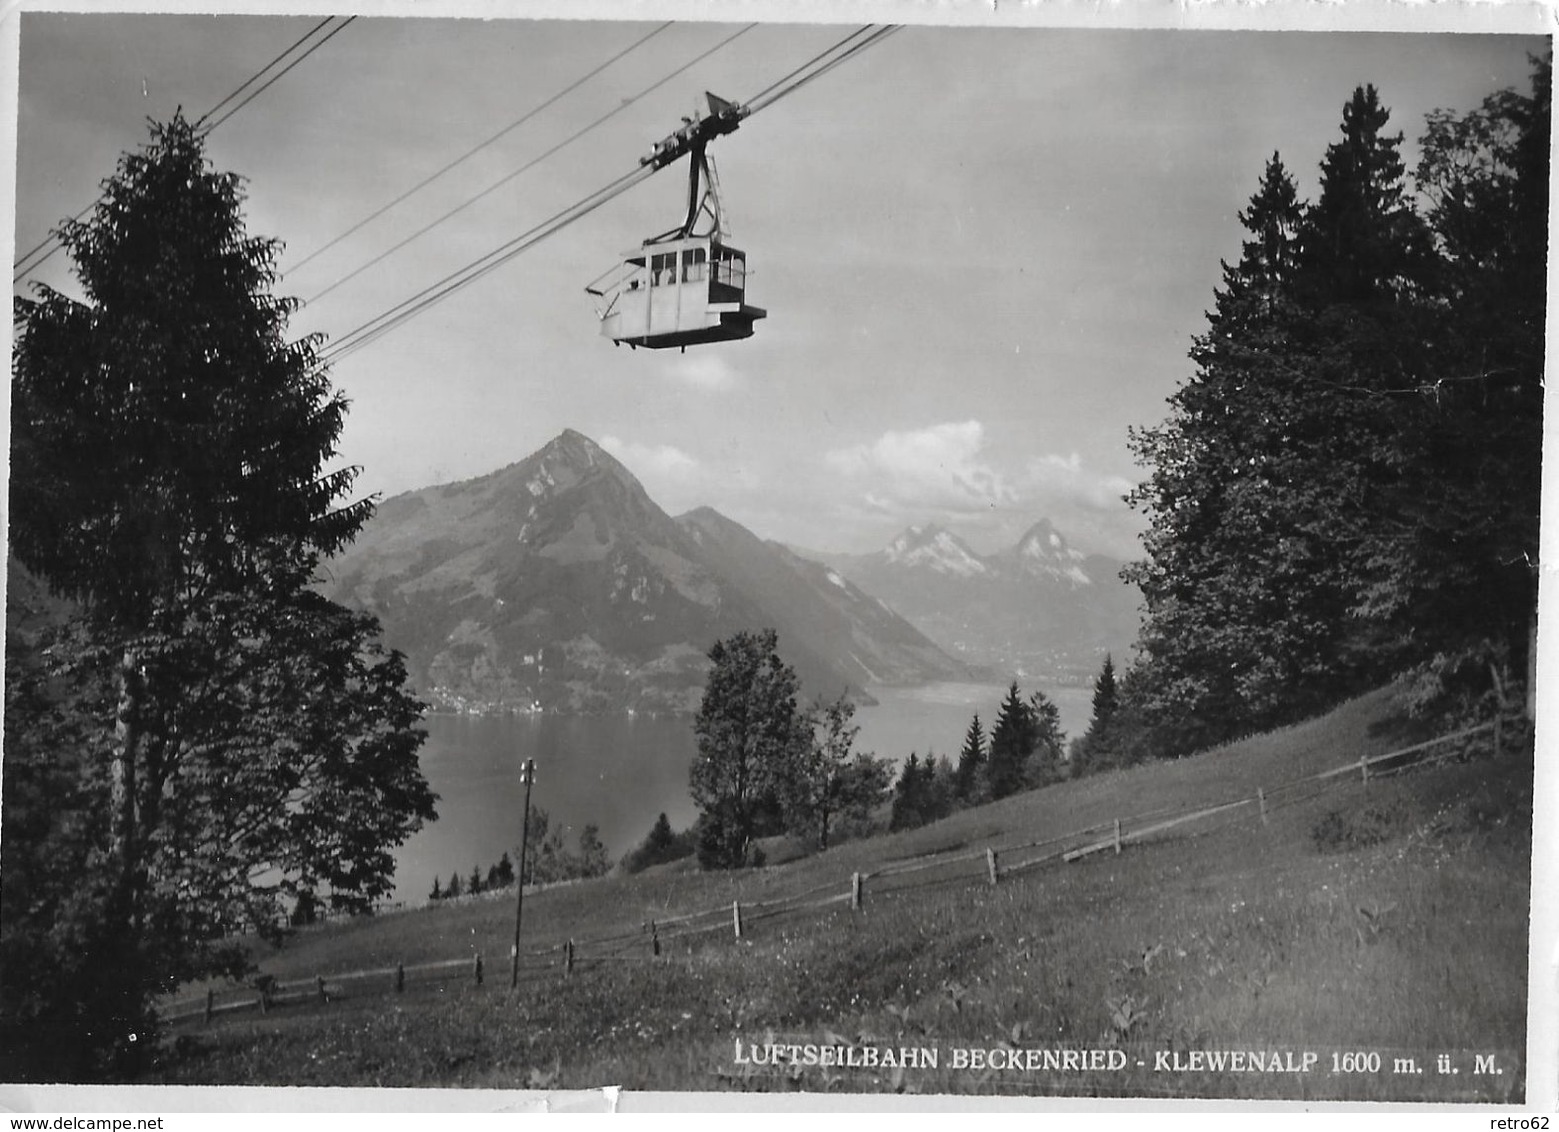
[195,17,355,133]
[746,24,902,113]
[12,15,357,284]
[303,23,757,305]
[313,23,899,365]
[319,163,657,363]
[286,21,675,277]
[193,15,357,134]
[740,23,892,113]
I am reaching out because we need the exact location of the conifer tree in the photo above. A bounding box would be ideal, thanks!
[986,683,1038,799]
[1124,68,1546,750]
[494,851,516,887]
[1126,152,1318,752]
[1298,84,1433,305]
[1127,86,1439,749]
[1074,654,1123,772]
[890,753,927,831]
[1025,690,1066,788]
[4,114,434,1080]
[954,714,985,801]
[1090,655,1119,734]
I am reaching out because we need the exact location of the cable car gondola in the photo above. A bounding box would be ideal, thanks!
[587,93,766,350]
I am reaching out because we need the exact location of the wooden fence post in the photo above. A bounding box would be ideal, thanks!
[651,921,661,957]
[316,975,327,1005]
[986,848,999,886]
[1361,759,1370,786]
[474,952,484,985]
[564,939,575,979]
[1258,787,1268,826]
[395,962,405,994]
[1113,818,1122,855]
[204,988,214,1026]
[851,872,863,911]
[732,900,743,941]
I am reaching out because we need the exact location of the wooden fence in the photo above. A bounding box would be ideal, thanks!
[163,716,1507,1026]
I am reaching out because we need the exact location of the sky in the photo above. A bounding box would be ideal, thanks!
[6,6,1550,561]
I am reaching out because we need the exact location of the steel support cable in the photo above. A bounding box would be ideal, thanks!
[312,20,899,362]
[742,24,901,118]
[286,21,675,277]
[13,15,355,282]
[198,17,358,134]
[194,16,341,131]
[738,23,878,108]
[762,25,902,112]
[317,162,655,363]
[321,164,652,357]
[304,23,757,307]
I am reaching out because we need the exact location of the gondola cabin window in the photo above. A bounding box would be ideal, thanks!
[590,236,764,350]
[711,247,745,300]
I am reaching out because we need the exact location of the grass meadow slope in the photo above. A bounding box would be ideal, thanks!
[152,689,1533,1100]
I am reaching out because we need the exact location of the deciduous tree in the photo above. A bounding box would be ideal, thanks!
[690,629,807,869]
[783,695,892,850]
[577,824,611,878]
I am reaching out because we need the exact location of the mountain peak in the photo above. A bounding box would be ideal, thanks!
[538,428,607,464]
[511,429,648,501]
[1013,518,1090,584]
[884,523,987,576]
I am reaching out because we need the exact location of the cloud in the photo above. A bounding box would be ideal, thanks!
[659,353,740,391]
[598,436,700,482]
[812,421,1142,556]
[1021,452,1136,512]
[824,421,1017,514]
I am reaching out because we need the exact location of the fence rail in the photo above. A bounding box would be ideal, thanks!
[165,716,1507,1026]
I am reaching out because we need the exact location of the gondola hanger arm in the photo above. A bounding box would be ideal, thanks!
[640,92,747,170]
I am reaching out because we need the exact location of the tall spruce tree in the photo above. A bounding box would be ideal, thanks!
[890,753,928,831]
[4,115,435,1080]
[985,683,1038,799]
[1025,690,1066,788]
[954,713,986,801]
[1125,152,1328,752]
[1298,85,1433,305]
[1125,70,1544,753]
[1090,655,1119,733]
[1284,83,1454,690]
[1073,654,1121,771]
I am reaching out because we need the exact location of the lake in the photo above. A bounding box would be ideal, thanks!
[392,680,1092,901]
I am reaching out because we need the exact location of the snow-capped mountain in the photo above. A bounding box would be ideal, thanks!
[820,520,1140,682]
[882,524,990,577]
[998,519,1094,587]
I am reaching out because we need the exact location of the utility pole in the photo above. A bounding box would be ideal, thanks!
[511,758,535,991]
